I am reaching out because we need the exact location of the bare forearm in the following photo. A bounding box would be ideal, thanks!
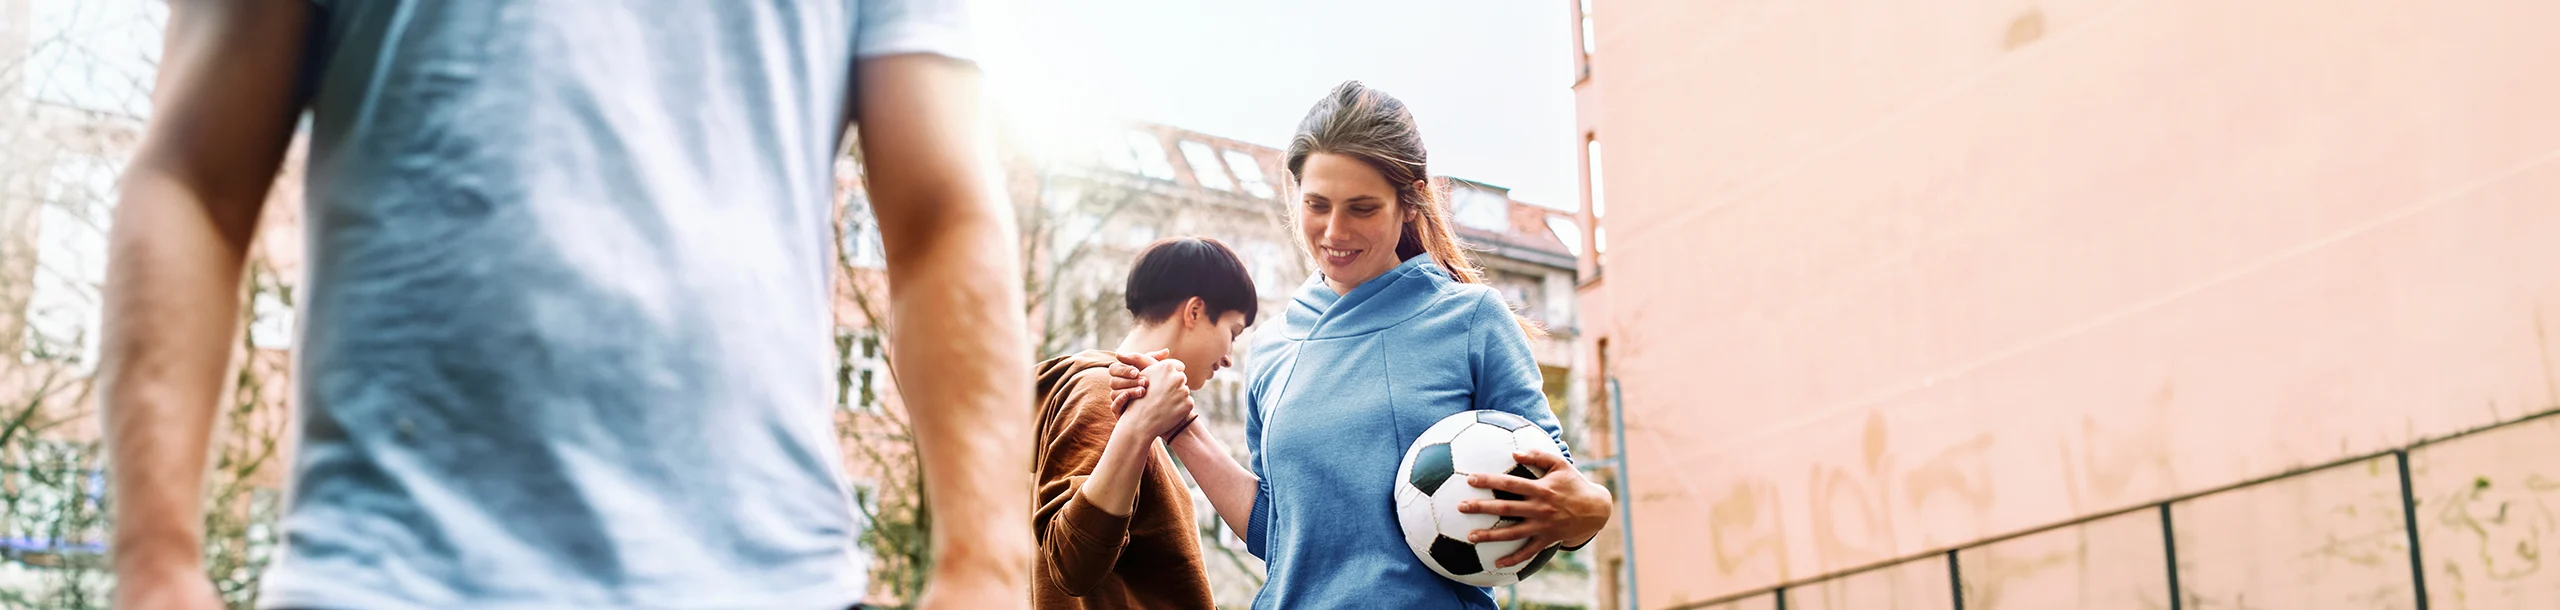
[102,0,306,583]
[854,54,1032,605]
[1169,427,1256,537]
[99,172,259,576]
[880,214,1031,578]
[1075,429,1154,517]
[873,198,1031,589]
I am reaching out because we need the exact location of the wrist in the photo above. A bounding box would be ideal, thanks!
[931,504,1033,573]
[1563,479,1614,549]
[928,547,1030,592]
[111,540,204,581]
[1163,414,1198,441]
[1110,420,1156,447]
[1164,423,1204,454]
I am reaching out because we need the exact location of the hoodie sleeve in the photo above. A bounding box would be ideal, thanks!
[1032,369,1137,597]
[1242,359,1276,560]
[1467,289,1573,463]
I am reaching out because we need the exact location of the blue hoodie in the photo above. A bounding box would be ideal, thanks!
[1242,255,1571,609]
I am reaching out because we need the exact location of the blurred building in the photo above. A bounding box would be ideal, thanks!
[838,118,1595,606]
[3,0,1601,596]
[859,121,1597,608]
[1564,0,2560,608]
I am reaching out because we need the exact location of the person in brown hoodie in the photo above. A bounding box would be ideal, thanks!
[1034,237,1260,609]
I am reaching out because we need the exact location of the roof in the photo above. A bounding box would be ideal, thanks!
[1097,123,1288,201]
[1438,177,1579,269]
[1088,123,1580,272]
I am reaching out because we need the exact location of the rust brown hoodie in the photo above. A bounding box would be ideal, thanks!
[1032,351,1215,609]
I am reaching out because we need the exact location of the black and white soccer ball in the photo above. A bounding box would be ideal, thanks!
[1393,410,1566,587]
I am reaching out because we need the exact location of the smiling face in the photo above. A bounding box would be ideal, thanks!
[1297,152,1416,293]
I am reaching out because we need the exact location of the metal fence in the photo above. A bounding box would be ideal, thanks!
[1665,407,2560,610]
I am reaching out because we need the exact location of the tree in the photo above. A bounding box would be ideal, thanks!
[0,254,292,610]
[0,1,292,600]
[826,137,1217,605]
[832,131,1301,606]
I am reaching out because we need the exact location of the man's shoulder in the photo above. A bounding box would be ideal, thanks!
[1060,365,1120,395]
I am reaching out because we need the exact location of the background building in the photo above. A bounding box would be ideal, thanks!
[1565,0,2560,608]
[841,121,1597,607]
[6,1,1576,606]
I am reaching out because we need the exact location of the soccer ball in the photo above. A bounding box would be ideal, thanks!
[1393,410,1566,587]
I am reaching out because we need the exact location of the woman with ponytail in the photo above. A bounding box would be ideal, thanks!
[1152,81,1615,608]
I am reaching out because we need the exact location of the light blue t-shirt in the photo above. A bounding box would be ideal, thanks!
[268,2,971,608]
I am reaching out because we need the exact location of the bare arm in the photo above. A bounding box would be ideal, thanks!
[1116,350,1261,544]
[853,54,1032,609]
[100,2,311,609]
[1168,421,1258,540]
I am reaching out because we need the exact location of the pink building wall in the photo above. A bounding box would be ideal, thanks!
[1569,0,2560,607]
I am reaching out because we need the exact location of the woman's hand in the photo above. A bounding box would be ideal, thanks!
[1455,449,1613,568]
[1117,360,1194,441]
[1106,349,1171,411]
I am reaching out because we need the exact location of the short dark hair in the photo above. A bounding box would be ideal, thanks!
[1126,237,1258,327]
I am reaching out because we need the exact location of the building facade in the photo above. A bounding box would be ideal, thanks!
[819,119,1594,607]
[936,121,1593,608]
[2,3,1601,595]
[1565,0,2560,608]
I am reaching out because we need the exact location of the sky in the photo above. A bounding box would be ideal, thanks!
[20,0,162,118]
[975,0,1583,209]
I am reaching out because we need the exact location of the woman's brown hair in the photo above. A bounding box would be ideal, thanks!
[1285,80,1543,338]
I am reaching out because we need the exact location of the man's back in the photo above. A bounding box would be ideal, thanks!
[264,2,967,607]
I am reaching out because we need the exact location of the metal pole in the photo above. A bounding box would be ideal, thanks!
[1610,376,1637,610]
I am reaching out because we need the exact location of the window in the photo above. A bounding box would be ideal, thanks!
[1224,150,1276,198]
[1494,271,1544,320]
[1177,140,1233,191]
[249,289,294,350]
[837,328,887,413]
[1451,183,1512,233]
[1126,131,1177,181]
[1585,137,1608,263]
[841,195,887,268]
[24,153,122,365]
[1502,282,1535,312]
[1541,365,1571,423]
[1586,139,1608,220]
[1546,216,1584,256]
[1579,0,1598,57]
